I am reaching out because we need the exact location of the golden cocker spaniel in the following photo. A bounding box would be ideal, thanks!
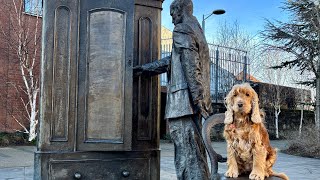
[223,83,288,180]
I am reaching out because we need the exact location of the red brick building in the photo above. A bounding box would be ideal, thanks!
[0,0,42,132]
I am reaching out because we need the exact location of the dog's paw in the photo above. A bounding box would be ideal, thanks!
[225,169,239,178]
[249,171,265,180]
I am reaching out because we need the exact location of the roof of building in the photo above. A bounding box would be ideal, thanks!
[236,71,260,83]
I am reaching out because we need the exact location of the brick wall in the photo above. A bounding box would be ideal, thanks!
[0,0,42,132]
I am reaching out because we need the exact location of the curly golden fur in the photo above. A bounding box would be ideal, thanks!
[223,83,288,180]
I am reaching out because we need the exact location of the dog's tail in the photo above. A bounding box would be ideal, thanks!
[270,170,289,180]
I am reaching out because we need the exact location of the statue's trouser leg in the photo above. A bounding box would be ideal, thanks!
[193,114,208,164]
[168,115,210,180]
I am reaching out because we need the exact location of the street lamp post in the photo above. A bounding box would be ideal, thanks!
[202,9,225,34]
[202,9,225,104]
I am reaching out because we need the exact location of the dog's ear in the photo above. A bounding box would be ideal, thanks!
[251,90,262,124]
[224,88,234,124]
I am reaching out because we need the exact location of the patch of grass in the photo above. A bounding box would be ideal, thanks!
[282,124,320,159]
[0,132,35,147]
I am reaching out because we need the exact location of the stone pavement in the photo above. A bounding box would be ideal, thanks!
[160,140,320,180]
[0,140,319,180]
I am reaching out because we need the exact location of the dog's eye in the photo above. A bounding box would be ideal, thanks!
[246,93,250,97]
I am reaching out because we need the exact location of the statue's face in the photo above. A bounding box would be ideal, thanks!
[170,4,182,25]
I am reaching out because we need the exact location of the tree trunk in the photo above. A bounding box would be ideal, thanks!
[275,108,280,139]
[28,90,38,141]
[28,114,37,141]
[299,106,304,137]
[316,76,320,140]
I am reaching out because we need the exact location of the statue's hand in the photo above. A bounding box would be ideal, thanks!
[198,100,209,119]
[133,66,143,76]
[200,109,209,120]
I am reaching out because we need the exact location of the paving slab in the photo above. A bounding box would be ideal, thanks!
[0,167,33,180]
[0,146,35,168]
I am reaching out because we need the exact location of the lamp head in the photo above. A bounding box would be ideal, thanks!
[212,9,225,15]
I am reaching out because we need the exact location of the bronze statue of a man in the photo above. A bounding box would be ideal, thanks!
[134,0,212,179]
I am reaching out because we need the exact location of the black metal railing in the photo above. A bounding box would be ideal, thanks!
[208,44,249,103]
[160,39,250,103]
[160,38,172,87]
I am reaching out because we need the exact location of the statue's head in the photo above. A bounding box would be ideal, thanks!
[170,0,193,25]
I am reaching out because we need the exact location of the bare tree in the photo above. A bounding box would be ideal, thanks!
[261,50,292,138]
[261,0,320,138]
[212,20,263,77]
[291,73,314,136]
[0,0,42,141]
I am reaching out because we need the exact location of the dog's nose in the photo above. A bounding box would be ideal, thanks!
[238,103,243,108]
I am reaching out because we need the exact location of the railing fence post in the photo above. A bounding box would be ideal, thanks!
[244,53,248,82]
[215,48,219,103]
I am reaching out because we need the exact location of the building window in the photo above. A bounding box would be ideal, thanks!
[24,0,42,16]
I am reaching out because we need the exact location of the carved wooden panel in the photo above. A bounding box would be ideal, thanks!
[132,2,161,150]
[137,17,153,140]
[86,9,125,142]
[38,0,78,151]
[49,158,150,179]
[51,6,71,142]
[77,0,133,151]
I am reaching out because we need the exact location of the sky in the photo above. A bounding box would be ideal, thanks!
[161,0,291,42]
